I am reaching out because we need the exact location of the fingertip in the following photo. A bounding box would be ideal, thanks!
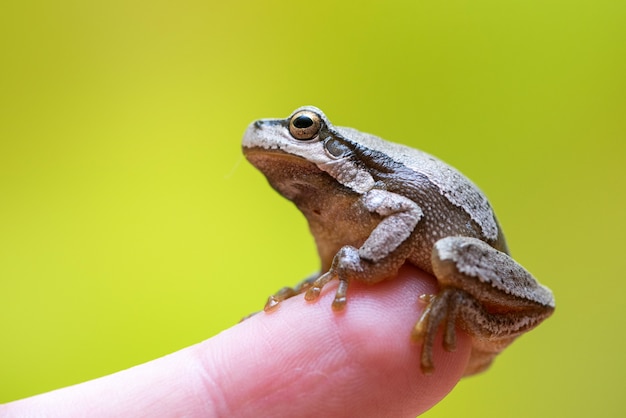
[203,265,471,417]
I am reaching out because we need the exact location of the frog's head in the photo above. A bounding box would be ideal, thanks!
[242,106,376,199]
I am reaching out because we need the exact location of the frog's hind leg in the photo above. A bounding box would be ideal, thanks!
[413,236,555,376]
[264,273,319,311]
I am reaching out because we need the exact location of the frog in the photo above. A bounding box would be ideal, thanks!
[241,106,555,376]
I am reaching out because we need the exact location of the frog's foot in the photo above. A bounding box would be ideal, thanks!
[263,274,319,311]
[305,246,362,311]
[304,269,349,311]
[411,288,465,374]
[411,286,525,375]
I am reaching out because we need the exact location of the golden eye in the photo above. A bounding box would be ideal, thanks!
[289,110,322,140]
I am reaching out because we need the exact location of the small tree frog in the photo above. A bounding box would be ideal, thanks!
[242,106,555,375]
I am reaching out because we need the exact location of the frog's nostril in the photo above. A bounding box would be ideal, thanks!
[254,120,265,129]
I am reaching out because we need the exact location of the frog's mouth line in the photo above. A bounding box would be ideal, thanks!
[243,146,311,167]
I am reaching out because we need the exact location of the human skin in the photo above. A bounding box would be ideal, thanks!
[0,265,471,418]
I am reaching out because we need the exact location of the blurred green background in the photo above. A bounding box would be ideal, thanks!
[1,0,624,416]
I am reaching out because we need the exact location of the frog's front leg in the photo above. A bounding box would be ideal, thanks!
[413,236,555,375]
[304,189,424,310]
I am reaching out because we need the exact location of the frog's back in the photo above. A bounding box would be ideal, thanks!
[336,126,508,256]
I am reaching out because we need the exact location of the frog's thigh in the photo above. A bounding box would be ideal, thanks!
[433,236,554,313]
[425,237,554,375]
[431,236,555,340]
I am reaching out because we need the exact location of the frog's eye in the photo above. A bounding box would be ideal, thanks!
[289,110,322,141]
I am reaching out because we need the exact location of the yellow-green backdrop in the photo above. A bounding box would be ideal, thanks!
[1,0,624,416]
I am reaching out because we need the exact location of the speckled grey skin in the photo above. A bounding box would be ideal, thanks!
[242,106,554,376]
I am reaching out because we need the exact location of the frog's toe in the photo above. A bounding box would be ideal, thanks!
[264,295,282,311]
[263,286,298,311]
[412,288,464,374]
[304,270,337,302]
[411,294,435,344]
[331,278,349,310]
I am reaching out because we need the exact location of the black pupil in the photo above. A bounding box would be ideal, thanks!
[293,115,313,129]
